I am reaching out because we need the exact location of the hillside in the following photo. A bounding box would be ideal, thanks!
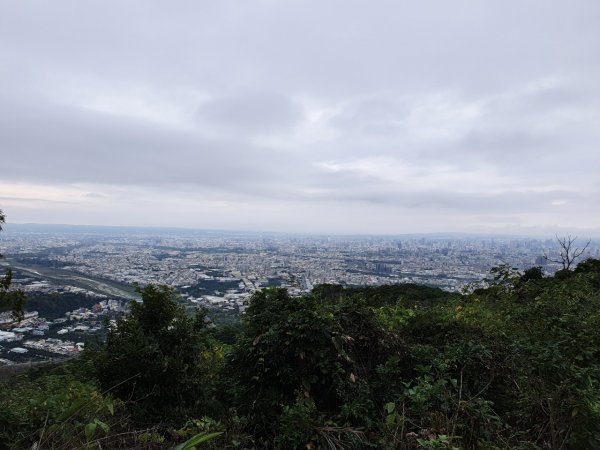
[1,261,600,449]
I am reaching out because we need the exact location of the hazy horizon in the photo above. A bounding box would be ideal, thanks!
[3,221,600,241]
[1,1,599,235]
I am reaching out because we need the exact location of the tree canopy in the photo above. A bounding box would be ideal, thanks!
[91,285,219,424]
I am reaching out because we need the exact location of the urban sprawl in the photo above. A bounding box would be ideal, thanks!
[1,228,598,365]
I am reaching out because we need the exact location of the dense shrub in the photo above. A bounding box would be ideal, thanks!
[91,285,220,425]
[2,262,600,448]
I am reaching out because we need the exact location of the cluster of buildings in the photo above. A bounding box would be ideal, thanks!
[0,311,45,342]
[185,290,250,313]
[22,338,84,356]
[0,298,129,364]
[4,232,600,295]
[9,232,591,292]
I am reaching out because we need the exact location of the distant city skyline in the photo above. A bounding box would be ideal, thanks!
[3,222,600,241]
[1,1,599,235]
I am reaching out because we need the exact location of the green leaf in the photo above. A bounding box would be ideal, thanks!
[385,402,395,414]
[95,419,109,434]
[174,431,223,450]
[57,398,87,421]
[85,422,97,441]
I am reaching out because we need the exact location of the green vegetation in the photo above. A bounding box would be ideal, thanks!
[92,285,221,425]
[0,209,26,320]
[2,258,600,448]
[24,292,102,320]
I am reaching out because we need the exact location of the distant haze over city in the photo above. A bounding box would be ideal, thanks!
[1,1,599,235]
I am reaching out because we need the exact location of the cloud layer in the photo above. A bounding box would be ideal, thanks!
[1,0,599,234]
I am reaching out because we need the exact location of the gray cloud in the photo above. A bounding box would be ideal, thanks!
[1,0,599,234]
[0,93,303,194]
[196,92,303,134]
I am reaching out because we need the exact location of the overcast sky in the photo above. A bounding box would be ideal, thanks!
[1,1,599,235]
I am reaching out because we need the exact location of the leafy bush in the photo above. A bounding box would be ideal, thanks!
[0,368,118,449]
[91,285,220,425]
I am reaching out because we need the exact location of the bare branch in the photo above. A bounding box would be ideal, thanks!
[571,239,591,261]
[544,235,591,270]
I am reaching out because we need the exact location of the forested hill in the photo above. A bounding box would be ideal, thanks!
[2,260,600,449]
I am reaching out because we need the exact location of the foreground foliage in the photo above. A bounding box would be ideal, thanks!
[2,259,600,449]
[92,285,222,424]
[0,209,26,321]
